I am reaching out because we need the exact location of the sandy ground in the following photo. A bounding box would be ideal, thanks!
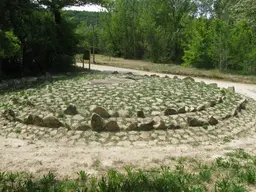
[1,64,256,178]
[1,134,256,179]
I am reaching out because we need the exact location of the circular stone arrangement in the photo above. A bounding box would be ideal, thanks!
[0,74,256,146]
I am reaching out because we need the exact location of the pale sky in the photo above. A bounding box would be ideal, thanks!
[64,5,104,12]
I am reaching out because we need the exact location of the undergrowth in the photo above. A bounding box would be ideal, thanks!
[0,149,256,191]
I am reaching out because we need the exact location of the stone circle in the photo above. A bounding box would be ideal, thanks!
[0,74,256,146]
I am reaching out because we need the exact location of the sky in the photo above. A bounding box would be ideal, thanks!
[64,5,104,12]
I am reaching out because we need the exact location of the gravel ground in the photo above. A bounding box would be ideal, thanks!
[0,66,256,178]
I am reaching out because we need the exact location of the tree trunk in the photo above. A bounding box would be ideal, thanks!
[53,9,61,25]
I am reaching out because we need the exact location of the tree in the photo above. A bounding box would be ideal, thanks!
[183,18,214,69]
[231,0,256,29]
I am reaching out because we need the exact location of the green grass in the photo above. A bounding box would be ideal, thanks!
[1,149,256,191]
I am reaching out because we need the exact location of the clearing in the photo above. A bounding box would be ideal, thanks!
[0,70,256,182]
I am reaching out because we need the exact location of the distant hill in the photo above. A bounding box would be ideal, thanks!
[63,10,103,26]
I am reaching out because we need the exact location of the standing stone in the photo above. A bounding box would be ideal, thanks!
[208,116,218,125]
[104,120,120,132]
[111,111,120,117]
[209,100,217,107]
[43,115,63,128]
[138,120,154,131]
[187,117,209,127]
[190,107,197,112]
[92,107,110,118]
[3,109,16,121]
[91,113,105,132]
[154,120,167,130]
[126,122,138,131]
[26,114,45,127]
[183,76,195,82]
[238,98,247,111]
[168,122,181,129]
[178,106,186,114]
[64,104,78,115]
[196,104,206,111]
[231,108,238,117]
[164,108,177,116]
[137,110,145,118]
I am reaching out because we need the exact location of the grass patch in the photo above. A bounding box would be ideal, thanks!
[1,150,256,191]
[89,54,256,84]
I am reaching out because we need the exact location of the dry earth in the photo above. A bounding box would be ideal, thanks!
[0,65,256,179]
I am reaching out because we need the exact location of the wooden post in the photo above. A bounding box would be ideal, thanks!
[89,50,91,71]
[93,25,96,64]
[82,57,84,69]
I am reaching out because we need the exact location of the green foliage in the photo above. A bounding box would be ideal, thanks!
[0,30,20,58]
[0,0,105,78]
[1,0,256,76]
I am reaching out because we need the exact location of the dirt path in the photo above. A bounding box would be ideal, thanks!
[80,63,256,100]
[1,133,256,179]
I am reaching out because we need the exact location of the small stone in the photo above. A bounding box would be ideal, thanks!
[112,71,119,74]
[43,115,63,128]
[25,114,45,127]
[64,104,78,115]
[138,120,154,131]
[208,116,218,125]
[76,124,91,131]
[173,76,179,79]
[196,104,206,111]
[221,114,231,120]
[190,107,197,112]
[187,117,209,127]
[104,120,120,132]
[178,106,186,114]
[137,110,145,118]
[3,109,16,121]
[231,108,238,117]
[126,123,138,131]
[92,106,110,118]
[154,120,167,130]
[209,100,217,107]
[111,111,119,117]
[168,122,182,129]
[238,98,247,111]
[164,108,177,116]
[217,96,223,103]
[183,76,195,82]
[91,113,105,132]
